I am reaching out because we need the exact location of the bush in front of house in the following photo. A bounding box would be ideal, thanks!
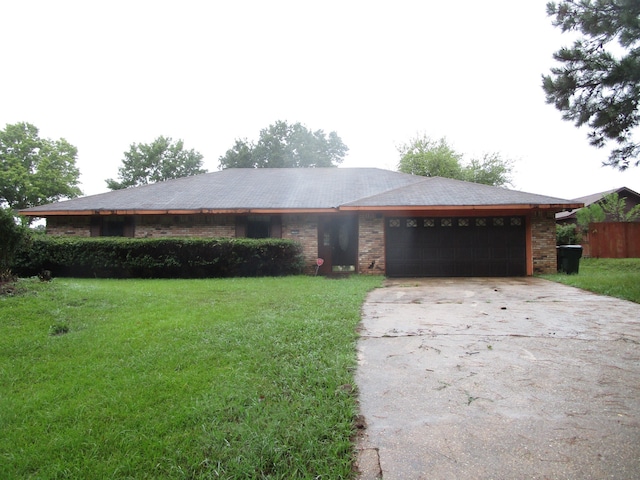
[556,223,581,245]
[0,208,30,275]
[12,237,305,278]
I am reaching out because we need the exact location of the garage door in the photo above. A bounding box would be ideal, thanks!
[386,216,526,277]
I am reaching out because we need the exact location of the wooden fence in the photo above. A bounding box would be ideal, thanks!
[588,222,640,258]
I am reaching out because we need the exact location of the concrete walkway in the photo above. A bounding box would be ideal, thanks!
[355,278,640,479]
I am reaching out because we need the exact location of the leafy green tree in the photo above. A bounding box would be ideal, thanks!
[219,139,254,169]
[0,122,82,210]
[397,134,514,187]
[575,191,640,229]
[0,207,29,271]
[107,136,206,190]
[596,192,640,221]
[542,0,640,169]
[576,201,606,228]
[397,135,463,178]
[461,153,514,187]
[218,120,348,169]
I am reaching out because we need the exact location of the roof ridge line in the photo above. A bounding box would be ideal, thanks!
[339,175,430,207]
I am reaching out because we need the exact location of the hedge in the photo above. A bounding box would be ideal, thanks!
[12,237,305,278]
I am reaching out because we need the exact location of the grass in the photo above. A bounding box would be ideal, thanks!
[540,257,640,303]
[0,275,382,479]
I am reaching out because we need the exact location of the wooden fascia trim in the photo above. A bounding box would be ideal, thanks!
[22,203,584,216]
[20,208,339,216]
[339,203,584,212]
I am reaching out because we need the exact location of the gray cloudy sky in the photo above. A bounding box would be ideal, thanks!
[2,0,638,199]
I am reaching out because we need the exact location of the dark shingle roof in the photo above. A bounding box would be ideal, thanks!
[555,186,640,220]
[344,176,575,207]
[21,168,580,215]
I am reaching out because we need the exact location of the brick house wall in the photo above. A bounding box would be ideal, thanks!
[531,212,557,274]
[281,213,386,275]
[134,215,235,238]
[45,211,560,276]
[282,214,319,274]
[46,217,92,236]
[46,215,236,238]
[358,213,385,274]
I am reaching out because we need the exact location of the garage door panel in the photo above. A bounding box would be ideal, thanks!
[386,216,526,277]
[492,246,509,260]
[456,246,475,260]
[473,261,493,276]
[473,246,492,261]
[453,260,475,276]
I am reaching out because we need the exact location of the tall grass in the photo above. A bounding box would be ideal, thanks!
[0,276,382,479]
[541,257,640,303]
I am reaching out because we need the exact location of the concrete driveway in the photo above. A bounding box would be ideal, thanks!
[355,278,640,480]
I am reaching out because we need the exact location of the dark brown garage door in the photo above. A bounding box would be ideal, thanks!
[386,216,526,277]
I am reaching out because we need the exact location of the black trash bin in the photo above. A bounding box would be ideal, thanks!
[557,245,583,274]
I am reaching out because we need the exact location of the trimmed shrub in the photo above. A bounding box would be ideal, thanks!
[13,237,305,278]
[556,223,581,246]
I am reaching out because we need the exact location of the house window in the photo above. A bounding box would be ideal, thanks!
[389,219,401,228]
[237,215,282,239]
[441,218,452,227]
[247,216,271,238]
[406,218,417,228]
[458,218,469,227]
[103,217,124,236]
[510,217,523,226]
[424,219,435,227]
[476,218,486,227]
[91,216,135,237]
[493,218,505,227]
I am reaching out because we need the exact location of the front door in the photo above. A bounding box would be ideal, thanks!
[317,216,358,275]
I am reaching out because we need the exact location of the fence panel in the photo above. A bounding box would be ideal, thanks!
[589,222,640,258]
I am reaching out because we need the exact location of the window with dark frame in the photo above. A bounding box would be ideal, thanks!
[91,216,134,237]
[247,217,270,238]
[102,217,125,236]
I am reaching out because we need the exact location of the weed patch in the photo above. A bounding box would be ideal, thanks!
[48,322,70,336]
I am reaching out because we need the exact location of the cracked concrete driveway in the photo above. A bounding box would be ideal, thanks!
[355,277,640,480]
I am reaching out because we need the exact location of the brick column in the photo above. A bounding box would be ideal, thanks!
[531,212,557,274]
[358,214,385,275]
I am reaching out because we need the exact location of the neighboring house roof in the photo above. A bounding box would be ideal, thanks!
[20,168,582,216]
[555,186,640,221]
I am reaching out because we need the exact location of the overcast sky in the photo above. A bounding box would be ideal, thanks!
[2,0,638,200]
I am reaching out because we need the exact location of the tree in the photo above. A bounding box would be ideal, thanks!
[461,153,514,187]
[0,122,82,211]
[397,134,514,187]
[576,192,640,232]
[219,139,254,169]
[576,201,606,228]
[0,207,29,271]
[218,120,349,169]
[106,136,206,190]
[600,192,640,220]
[397,136,463,178]
[542,0,640,169]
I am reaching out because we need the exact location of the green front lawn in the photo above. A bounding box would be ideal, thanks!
[0,276,382,479]
[541,257,640,303]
